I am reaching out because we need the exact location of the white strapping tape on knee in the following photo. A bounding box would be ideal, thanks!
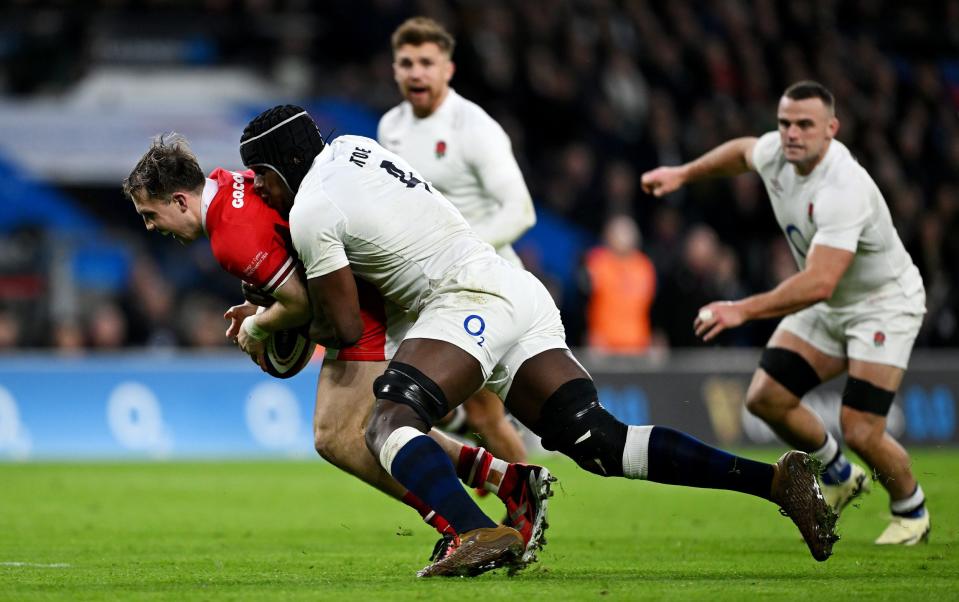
[379,426,425,474]
[622,425,653,479]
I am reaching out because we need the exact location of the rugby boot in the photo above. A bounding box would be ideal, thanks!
[821,462,871,514]
[428,532,459,562]
[417,525,524,578]
[875,511,930,545]
[499,463,556,566]
[771,451,839,561]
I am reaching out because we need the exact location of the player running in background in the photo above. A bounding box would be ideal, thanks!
[238,105,838,577]
[641,81,930,545]
[121,135,553,563]
[379,17,534,465]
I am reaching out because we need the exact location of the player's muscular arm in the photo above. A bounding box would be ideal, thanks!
[306,266,363,348]
[254,274,312,331]
[641,137,758,197]
[465,122,536,248]
[739,244,853,320]
[226,274,312,347]
[695,244,854,342]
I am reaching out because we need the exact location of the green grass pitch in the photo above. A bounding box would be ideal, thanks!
[1,450,956,600]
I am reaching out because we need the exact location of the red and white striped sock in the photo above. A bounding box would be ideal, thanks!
[401,490,453,535]
[456,445,509,495]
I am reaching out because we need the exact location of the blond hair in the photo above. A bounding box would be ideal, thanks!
[391,17,455,56]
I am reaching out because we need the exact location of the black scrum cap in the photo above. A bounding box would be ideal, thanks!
[240,105,325,194]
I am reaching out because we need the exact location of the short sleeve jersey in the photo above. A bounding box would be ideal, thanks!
[203,167,396,361]
[203,168,297,294]
[377,89,534,251]
[289,135,493,313]
[751,133,923,307]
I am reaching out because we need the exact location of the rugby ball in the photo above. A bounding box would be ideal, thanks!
[262,324,315,379]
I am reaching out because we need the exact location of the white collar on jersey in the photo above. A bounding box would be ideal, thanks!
[200,177,218,236]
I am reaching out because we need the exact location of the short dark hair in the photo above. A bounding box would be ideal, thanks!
[783,80,835,111]
[391,17,455,56]
[123,134,204,203]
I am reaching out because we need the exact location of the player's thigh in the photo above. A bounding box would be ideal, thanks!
[844,298,922,391]
[314,359,388,435]
[847,360,905,392]
[391,337,487,409]
[504,348,591,428]
[399,266,543,408]
[749,326,848,405]
[463,388,506,429]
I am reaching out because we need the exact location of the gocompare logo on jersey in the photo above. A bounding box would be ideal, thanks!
[231,172,245,208]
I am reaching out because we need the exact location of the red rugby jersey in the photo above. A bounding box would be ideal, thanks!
[204,168,390,361]
[205,168,297,294]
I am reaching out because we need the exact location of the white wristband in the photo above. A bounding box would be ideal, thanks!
[242,315,270,341]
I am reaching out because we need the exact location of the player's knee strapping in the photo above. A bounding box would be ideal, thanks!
[842,376,895,415]
[534,378,628,477]
[372,362,449,427]
[759,347,821,398]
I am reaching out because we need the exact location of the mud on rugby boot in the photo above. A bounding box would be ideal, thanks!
[499,464,556,568]
[771,451,839,561]
[417,525,524,578]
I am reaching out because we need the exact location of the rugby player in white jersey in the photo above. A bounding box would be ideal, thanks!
[378,17,535,465]
[122,135,551,563]
[641,81,930,545]
[238,105,838,577]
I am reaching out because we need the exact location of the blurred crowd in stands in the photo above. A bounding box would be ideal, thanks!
[0,0,956,352]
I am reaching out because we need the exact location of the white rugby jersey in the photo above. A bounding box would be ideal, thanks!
[377,89,535,255]
[752,132,923,307]
[289,135,495,313]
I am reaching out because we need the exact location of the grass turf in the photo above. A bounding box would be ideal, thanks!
[1,449,956,600]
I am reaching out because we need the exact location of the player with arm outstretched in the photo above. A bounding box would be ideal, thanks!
[641,81,929,545]
[378,17,535,466]
[239,105,838,578]
[122,135,554,562]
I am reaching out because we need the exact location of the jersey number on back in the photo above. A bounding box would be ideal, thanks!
[380,160,431,192]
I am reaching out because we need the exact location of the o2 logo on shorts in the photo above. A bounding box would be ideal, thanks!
[463,314,486,347]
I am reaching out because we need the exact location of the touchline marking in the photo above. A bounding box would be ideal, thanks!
[0,562,71,568]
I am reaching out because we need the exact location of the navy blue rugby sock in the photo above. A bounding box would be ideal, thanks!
[389,434,496,534]
[646,426,775,500]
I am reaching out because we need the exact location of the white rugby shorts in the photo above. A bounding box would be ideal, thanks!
[777,287,926,369]
[404,258,568,399]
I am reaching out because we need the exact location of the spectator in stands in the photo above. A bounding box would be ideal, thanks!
[51,318,84,355]
[0,308,20,349]
[584,215,656,353]
[652,225,722,348]
[86,302,128,349]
